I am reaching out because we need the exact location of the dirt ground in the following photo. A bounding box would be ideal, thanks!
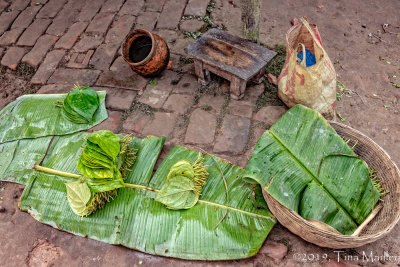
[1,0,400,266]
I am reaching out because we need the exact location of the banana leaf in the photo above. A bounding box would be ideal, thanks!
[0,133,89,184]
[19,142,276,260]
[0,92,107,144]
[243,105,380,235]
[0,136,53,184]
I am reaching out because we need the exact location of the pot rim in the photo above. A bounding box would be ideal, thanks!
[122,29,155,66]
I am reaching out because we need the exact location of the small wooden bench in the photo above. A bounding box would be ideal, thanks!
[185,29,276,100]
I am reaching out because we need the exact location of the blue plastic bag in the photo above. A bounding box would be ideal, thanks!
[297,49,316,67]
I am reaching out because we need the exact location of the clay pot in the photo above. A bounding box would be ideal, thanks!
[122,29,170,77]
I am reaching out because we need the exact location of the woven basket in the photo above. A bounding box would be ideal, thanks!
[263,121,400,248]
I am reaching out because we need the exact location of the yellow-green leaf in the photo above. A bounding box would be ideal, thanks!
[65,180,92,216]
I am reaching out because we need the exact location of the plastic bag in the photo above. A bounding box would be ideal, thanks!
[278,17,336,119]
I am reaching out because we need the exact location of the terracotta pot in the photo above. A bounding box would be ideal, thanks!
[122,29,170,77]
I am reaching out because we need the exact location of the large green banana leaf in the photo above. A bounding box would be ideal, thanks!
[19,140,276,260]
[244,105,380,235]
[0,136,53,184]
[0,92,107,144]
[0,133,88,184]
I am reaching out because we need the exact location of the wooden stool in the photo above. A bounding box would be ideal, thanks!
[185,29,276,100]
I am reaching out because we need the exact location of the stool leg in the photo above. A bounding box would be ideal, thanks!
[251,68,266,84]
[230,76,246,100]
[194,60,209,85]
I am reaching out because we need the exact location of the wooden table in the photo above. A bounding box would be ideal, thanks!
[185,29,277,100]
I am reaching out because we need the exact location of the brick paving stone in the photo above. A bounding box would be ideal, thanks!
[89,110,122,133]
[184,108,217,145]
[89,43,119,70]
[31,49,65,84]
[46,17,72,36]
[146,69,180,92]
[157,0,186,29]
[1,47,25,70]
[137,70,180,107]
[17,19,51,46]
[96,56,148,90]
[76,0,104,22]
[22,34,58,67]
[66,50,94,68]
[153,29,178,45]
[46,0,84,36]
[119,0,143,16]
[169,52,194,74]
[139,86,171,109]
[93,86,136,111]
[228,100,253,118]
[135,11,158,31]
[198,95,225,115]
[86,12,114,35]
[54,21,87,49]
[122,110,151,134]
[169,36,192,55]
[242,83,265,103]
[142,112,177,138]
[11,5,41,29]
[184,0,209,17]
[0,0,8,12]
[180,19,205,33]
[105,15,135,44]
[163,94,193,114]
[36,0,67,18]
[253,106,288,126]
[213,115,250,154]
[36,83,71,94]
[0,10,20,35]
[30,0,48,5]
[73,35,103,52]
[252,126,266,143]
[101,0,124,13]
[173,73,198,94]
[0,28,24,46]
[10,0,30,11]
[48,68,100,85]
[145,0,165,12]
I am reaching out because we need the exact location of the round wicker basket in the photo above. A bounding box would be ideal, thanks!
[263,121,400,248]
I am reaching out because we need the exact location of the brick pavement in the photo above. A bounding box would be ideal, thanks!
[0,0,286,168]
[1,1,400,266]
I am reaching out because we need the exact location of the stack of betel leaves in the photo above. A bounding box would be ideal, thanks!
[65,130,136,216]
[243,105,385,235]
[34,129,210,216]
[57,84,100,124]
[155,155,208,210]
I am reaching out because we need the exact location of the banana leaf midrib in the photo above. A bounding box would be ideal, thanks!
[35,165,273,220]
[268,130,358,226]
[125,186,274,220]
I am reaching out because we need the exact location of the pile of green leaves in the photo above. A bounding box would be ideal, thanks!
[66,130,136,216]
[244,105,383,235]
[156,154,208,209]
[58,84,100,124]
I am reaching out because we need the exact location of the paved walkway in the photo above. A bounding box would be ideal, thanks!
[0,0,286,168]
[1,0,399,266]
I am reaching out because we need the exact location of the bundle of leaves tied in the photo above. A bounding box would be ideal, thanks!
[155,155,209,210]
[56,84,100,124]
[66,130,136,216]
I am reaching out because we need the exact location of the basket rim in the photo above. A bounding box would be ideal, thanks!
[262,121,400,247]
